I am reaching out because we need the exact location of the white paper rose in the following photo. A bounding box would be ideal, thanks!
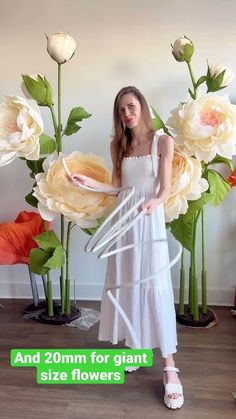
[164,147,209,222]
[46,32,76,64]
[0,96,43,166]
[33,151,116,228]
[167,93,236,163]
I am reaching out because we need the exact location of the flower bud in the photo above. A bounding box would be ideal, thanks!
[207,64,234,91]
[46,32,76,64]
[171,36,194,63]
[22,74,54,107]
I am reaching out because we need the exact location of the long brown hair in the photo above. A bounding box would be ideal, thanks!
[112,86,154,178]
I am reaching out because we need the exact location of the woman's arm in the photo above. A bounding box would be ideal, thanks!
[141,135,174,214]
[155,134,174,203]
[70,140,121,195]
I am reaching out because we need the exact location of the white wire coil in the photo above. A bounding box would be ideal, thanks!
[62,158,182,348]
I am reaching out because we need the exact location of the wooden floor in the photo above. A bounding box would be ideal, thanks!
[0,300,235,419]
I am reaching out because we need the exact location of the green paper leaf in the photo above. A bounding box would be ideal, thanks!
[81,216,107,236]
[169,214,195,253]
[206,70,226,92]
[150,106,170,134]
[184,192,211,220]
[215,70,225,87]
[29,248,50,275]
[183,43,194,63]
[26,158,45,174]
[33,230,61,251]
[209,156,233,171]
[39,133,57,154]
[29,230,65,274]
[206,169,230,206]
[188,88,195,99]
[44,245,65,269]
[22,74,54,107]
[196,76,207,88]
[25,191,39,208]
[64,107,92,136]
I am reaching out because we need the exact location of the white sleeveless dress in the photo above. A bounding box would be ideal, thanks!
[98,130,177,358]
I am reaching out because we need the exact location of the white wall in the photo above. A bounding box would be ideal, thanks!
[0,0,236,305]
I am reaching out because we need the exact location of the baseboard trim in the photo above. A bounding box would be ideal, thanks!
[0,280,234,306]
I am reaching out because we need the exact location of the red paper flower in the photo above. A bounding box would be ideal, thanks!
[0,211,50,265]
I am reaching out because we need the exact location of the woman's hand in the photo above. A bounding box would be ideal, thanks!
[140,198,162,214]
[70,173,97,189]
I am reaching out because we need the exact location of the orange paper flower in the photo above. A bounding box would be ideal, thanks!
[0,211,50,265]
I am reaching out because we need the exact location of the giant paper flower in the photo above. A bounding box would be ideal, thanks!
[0,211,49,265]
[167,93,236,163]
[0,96,43,166]
[33,151,116,228]
[164,147,209,222]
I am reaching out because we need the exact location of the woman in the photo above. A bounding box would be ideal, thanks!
[71,86,184,409]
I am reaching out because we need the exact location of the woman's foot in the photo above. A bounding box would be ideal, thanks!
[164,368,182,398]
[163,367,184,409]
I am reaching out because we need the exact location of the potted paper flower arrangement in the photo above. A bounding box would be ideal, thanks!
[152,36,236,327]
[1,32,235,328]
[0,32,115,323]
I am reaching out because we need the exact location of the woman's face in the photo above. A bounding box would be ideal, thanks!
[119,93,142,129]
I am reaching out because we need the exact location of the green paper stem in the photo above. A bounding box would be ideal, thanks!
[189,265,193,313]
[65,278,71,316]
[201,207,208,314]
[60,275,65,313]
[178,250,185,315]
[55,62,65,314]
[65,221,73,315]
[42,219,54,316]
[47,271,53,317]
[49,105,58,141]
[187,61,197,98]
[201,207,206,271]
[202,270,207,314]
[192,212,200,321]
[57,64,62,152]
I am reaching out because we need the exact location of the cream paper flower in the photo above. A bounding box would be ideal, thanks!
[164,147,209,222]
[0,96,43,166]
[33,151,116,228]
[46,32,76,64]
[171,36,194,62]
[208,64,234,88]
[167,93,236,163]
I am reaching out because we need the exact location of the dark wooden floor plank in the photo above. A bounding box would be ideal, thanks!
[0,300,235,419]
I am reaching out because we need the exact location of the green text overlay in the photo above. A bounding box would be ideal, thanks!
[11,349,153,384]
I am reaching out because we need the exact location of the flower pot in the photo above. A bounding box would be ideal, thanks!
[176,306,219,328]
[38,303,80,325]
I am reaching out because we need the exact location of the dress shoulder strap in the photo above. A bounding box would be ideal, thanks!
[151,129,164,176]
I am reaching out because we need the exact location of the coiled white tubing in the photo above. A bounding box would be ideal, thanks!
[62,158,182,348]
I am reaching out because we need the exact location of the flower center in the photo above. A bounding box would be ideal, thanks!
[200,110,223,127]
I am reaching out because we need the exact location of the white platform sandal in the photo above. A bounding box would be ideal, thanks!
[124,366,140,373]
[163,367,184,409]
